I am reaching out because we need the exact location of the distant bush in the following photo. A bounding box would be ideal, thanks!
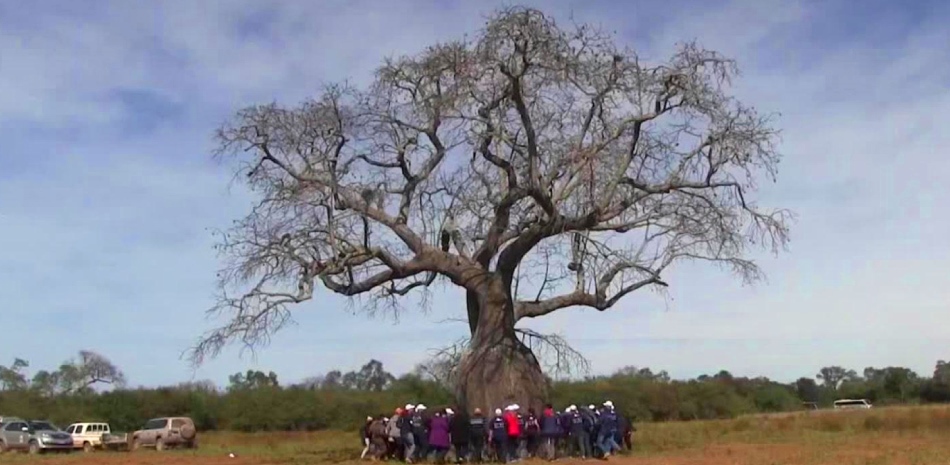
[2,358,948,433]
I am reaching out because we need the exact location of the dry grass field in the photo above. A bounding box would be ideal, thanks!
[3,405,950,465]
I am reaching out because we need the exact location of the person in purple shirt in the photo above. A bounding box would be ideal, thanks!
[428,409,451,464]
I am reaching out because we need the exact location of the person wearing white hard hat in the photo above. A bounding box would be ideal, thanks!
[489,409,507,462]
[411,405,430,462]
[595,402,621,458]
[360,416,373,459]
[502,404,522,462]
[402,405,417,463]
[567,404,590,459]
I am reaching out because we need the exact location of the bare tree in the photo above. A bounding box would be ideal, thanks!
[193,7,790,412]
[58,350,126,394]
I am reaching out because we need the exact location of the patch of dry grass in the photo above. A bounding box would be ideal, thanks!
[3,405,950,464]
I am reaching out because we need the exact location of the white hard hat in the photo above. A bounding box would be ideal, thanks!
[417,404,427,410]
[568,405,577,411]
[604,400,614,408]
[405,404,415,410]
[446,408,454,415]
[513,404,520,410]
[495,408,503,415]
[588,404,596,410]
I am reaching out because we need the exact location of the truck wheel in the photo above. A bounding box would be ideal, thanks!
[83,442,94,453]
[156,438,165,452]
[28,440,41,455]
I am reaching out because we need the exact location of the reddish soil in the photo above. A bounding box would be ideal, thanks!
[7,434,949,465]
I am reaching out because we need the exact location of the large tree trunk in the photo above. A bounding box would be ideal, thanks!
[456,278,548,413]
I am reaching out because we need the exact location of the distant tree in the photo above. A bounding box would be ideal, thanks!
[341,371,359,389]
[295,376,325,390]
[714,370,735,382]
[934,360,950,384]
[228,370,279,391]
[881,367,919,402]
[193,6,790,412]
[752,383,799,412]
[921,360,950,402]
[0,358,29,391]
[352,359,396,391]
[613,366,670,382]
[794,377,820,402]
[322,370,344,390]
[56,350,126,393]
[817,366,856,391]
[31,370,61,397]
[176,380,219,393]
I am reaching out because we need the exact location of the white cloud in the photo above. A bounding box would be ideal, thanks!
[1,0,948,387]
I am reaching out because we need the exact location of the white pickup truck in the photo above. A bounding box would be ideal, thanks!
[65,422,129,452]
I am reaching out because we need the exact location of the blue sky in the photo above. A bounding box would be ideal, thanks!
[1,0,948,388]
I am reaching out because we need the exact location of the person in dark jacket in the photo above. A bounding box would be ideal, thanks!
[559,407,573,457]
[402,405,417,463]
[621,414,636,451]
[413,404,431,462]
[489,409,508,463]
[539,404,560,460]
[569,407,590,459]
[582,406,598,458]
[469,408,489,463]
[449,406,471,463]
[360,416,373,459]
[523,408,540,458]
[596,402,621,458]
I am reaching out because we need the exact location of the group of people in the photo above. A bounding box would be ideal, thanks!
[360,401,635,463]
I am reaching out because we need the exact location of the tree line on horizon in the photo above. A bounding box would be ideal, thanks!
[2,354,950,433]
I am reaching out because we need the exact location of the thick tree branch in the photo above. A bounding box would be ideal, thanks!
[198,7,790,364]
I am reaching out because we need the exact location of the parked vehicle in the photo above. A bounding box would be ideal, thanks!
[130,417,197,451]
[100,431,131,451]
[0,419,73,454]
[66,422,125,452]
[833,399,873,410]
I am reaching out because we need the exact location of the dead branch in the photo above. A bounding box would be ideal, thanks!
[195,6,790,362]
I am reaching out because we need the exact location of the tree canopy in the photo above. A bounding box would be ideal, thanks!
[194,7,790,366]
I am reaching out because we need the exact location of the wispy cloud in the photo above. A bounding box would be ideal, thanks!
[1,0,947,387]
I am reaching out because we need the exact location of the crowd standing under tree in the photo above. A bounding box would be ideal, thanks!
[360,401,634,463]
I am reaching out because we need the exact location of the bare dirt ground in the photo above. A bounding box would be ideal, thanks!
[4,434,949,465]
